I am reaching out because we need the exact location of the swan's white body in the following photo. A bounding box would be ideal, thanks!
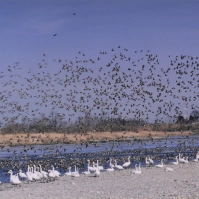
[51,166,61,177]
[155,159,164,168]
[26,166,33,181]
[82,165,91,175]
[148,157,154,164]
[106,166,114,172]
[165,167,174,172]
[132,163,141,174]
[48,170,56,178]
[178,153,186,163]
[114,160,124,170]
[94,166,100,177]
[65,167,72,176]
[122,156,131,168]
[19,170,27,180]
[87,160,96,172]
[71,165,80,177]
[172,156,179,165]
[31,167,40,180]
[8,170,21,185]
[109,158,115,168]
[96,160,104,171]
[184,157,189,163]
[39,165,48,179]
[145,157,150,165]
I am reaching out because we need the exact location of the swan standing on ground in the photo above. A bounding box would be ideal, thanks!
[114,160,124,170]
[132,163,141,174]
[82,164,91,175]
[122,156,131,168]
[48,170,56,179]
[26,165,33,182]
[39,165,48,179]
[19,169,27,181]
[8,170,21,185]
[193,155,199,162]
[96,160,104,170]
[71,165,80,177]
[94,165,100,177]
[148,157,154,165]
[178,153,186,163]
[145,157,150,165]
[65,167,72,176]
[87,160,96,172]
[165,167,174,172]
[105,165,114,172]
[109,158,115,168]
[51,165,61,177]
[155,159,164,168]
[184,157,189,163]
[31,166,40,180]
[35,165,43,179]
[172,156,179,165]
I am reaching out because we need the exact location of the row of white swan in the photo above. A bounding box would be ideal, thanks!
[4,152,199,185]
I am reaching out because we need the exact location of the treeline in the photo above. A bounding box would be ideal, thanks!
[0,112,146,134]
[1,112,199,134]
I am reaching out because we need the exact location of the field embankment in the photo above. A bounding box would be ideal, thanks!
[0,128,194,146]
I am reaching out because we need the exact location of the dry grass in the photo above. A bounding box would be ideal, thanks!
[0,128,193,146]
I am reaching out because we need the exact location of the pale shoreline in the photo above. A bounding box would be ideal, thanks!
[1,162,199,199]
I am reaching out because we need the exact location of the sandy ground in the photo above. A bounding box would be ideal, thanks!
[0,130,193,146]
[1,161,199,199]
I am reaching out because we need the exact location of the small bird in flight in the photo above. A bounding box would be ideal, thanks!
[53,34,57,37]
[73,13,75,15]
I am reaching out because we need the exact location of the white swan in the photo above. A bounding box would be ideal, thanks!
[114,160,124,170]
[122,156,131,168]
[148,157,154,165]
[30,167,39,180]
[48,170,56,179]
[132,163,141,174]
[165,167,174,172]
[96,160,104,170]
[8,170,21,185]
[65,167,72,176]
[87,160,96,172]
[94,166,100,177]
[82,164,91,175]
[155,159,164,168]
[105,165,114,172]
[184,157,189,163]
[19,169,27,181]
[172,156,179,165]
[35,165,43,179]
[39,165,48,179]
[110,158,115,168]
[193,152,199,162]
[178,153,186,163]
[193,156,199,162]
[51,165,61,177]
[26,165,33,182]
[145,157,150,165]
[71,165,80,177]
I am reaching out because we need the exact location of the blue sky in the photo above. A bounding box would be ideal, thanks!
[0,0,199,125]
[1,0,199,65]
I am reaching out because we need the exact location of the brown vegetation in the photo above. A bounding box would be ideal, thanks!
[0,115,198,146]
[0,128,194,146]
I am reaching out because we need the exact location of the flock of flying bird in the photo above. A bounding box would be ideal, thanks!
[0,46,199,130]
[0,46,199,185]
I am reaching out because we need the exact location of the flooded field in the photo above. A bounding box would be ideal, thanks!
[1,134,199,184]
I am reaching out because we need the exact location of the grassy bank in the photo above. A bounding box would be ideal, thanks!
[0,129,193,146]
